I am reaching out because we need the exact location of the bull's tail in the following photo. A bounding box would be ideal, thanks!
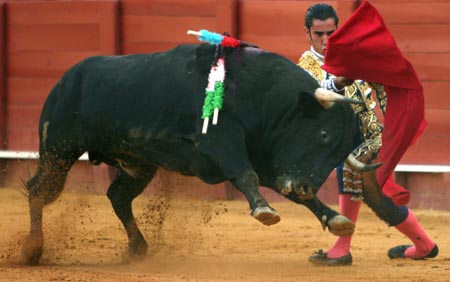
[15,160,33,197]
[17,177,29,197]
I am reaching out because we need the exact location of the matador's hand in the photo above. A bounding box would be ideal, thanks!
[334,76,354,88]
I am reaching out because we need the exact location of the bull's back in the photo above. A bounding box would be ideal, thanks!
[79,45,207,127]
[42,45,209,140]
[39,44,226,180]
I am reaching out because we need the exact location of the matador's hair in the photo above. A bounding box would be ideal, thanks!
[305,3,339,30]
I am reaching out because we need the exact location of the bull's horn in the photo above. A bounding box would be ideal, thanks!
[345,154,383,172]
[314,88,364,109]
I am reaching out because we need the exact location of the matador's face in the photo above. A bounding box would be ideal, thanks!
[305,18,337,56]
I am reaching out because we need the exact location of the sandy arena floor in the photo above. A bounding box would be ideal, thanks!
[0,186,449,282]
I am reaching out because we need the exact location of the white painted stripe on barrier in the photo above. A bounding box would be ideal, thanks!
[0,151,89,161]
[0,151,449,173]
[394,164,450,173]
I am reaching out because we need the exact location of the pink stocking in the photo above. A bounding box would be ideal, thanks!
[327,194,361,258]
[394,209,436,258]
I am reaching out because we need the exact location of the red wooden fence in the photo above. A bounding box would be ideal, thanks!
[239,0,358,62]
[3,0,449,164]
[121,0,237,54]
[0,1,5,149]
[5,0,119,150]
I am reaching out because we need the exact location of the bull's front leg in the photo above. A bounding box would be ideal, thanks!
[230,170,281,226]
[200,132,279,225]
[286,194,355,236]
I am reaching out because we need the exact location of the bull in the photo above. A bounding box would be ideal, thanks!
[20,43,373,265]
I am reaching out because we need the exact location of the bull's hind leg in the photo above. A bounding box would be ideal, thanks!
[20,157,76,265]
[106,165,157,261]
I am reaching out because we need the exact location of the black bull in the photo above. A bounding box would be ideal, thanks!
[21,44,360,265]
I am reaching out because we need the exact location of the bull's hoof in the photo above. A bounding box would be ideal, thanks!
[19,244,43,266]
[122,240,148,263]
[326,215,355,236]
[122,251,147,264]
[251,207,281,226]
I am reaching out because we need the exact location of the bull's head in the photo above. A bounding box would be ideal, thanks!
[276,160,382,201]
[314,87,383,172]
[269,88,382,201]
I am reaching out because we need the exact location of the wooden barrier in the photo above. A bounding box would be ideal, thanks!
[2,149,448,209]
[238,0,358,62]
[5,0,119,151]
[0,2,5,149]
[0,150,234,200]
[2,0,449,162]
[121,0,238,54]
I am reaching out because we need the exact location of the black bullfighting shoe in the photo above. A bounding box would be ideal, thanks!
[308,249,352,266]
[387,244,439,259]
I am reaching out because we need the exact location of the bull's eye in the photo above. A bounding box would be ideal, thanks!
[320,130,328,138]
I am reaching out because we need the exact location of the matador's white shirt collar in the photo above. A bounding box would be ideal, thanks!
[310,47,324,63]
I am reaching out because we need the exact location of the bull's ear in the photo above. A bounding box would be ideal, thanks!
[314,88,364,109]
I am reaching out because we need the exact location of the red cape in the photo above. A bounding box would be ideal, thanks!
[322,1,426,204]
